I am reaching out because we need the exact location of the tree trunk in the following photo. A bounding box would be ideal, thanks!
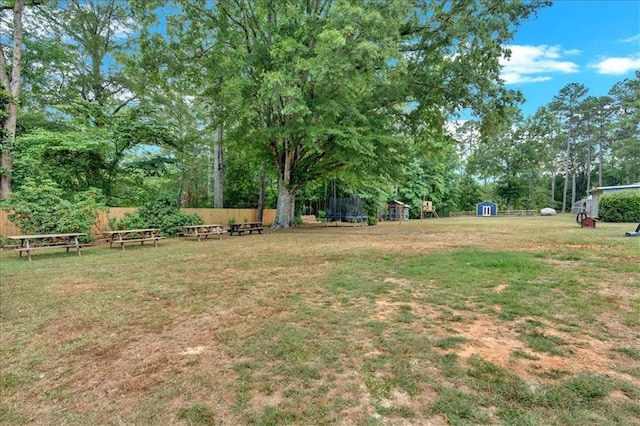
[551,170,556,205]
[274,182,295,228]
[598,136,603,188]
[177,154,185,207]
[272,146,298,228]
[586,152,592,191]
[561,131,571,213]
[571,171,576,208]
[257,165,266,223]
[1,102,16,199]
[213,125,224,208]
[206,145,213,203]
[0,0,25,200]
[586,129,592,191]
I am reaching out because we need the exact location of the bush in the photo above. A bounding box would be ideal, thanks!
[108,194,203,236]
[8,179,107,241]
[159,210,203,236]
[108,211,147,231]
[598,192,640,223]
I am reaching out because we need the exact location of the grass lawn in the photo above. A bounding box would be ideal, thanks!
[1,215,639,425]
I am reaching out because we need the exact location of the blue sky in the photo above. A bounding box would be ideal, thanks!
[501,0,640,116]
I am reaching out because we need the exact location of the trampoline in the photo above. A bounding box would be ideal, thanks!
[320,197,368,226]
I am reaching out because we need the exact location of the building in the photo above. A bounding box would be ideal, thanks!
[476,201,498,217]
[586,182,640,218]
[388,200,410,221]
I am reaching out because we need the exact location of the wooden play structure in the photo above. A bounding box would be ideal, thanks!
[421,198,439,219]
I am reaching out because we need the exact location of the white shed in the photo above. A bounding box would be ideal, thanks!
[587,183,640,218]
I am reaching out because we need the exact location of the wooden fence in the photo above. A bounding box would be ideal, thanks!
[449,210,538,217]
[0,207,277,240]
[449,211,475,217]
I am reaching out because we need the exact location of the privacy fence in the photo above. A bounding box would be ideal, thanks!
[0,208,277,240]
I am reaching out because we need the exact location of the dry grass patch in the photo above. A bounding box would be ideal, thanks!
[2,215,639,424]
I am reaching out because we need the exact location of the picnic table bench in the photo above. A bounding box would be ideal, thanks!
[182,224,226,241]
[7,232,87,261]
[228,222,264,236]
[102,228,163,250]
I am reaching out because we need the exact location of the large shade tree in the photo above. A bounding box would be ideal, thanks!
[144,0,550,227]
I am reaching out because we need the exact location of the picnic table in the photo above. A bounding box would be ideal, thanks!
[7,232,87,261]
[103,228,163,250]
[182,224,226,241]
[228,222,264,236]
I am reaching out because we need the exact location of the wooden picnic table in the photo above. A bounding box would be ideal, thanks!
[7,232,87,261]
[102,228,163,250]
[228,222,264,236]
[182,224,226,241]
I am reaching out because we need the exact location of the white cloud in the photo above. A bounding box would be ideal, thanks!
[500,44,580,85]
[591,55,640,75]
[111,17,137,41]
[500,73,552,84]
[620,33,640,43]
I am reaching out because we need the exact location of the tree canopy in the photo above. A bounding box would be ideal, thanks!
[4,1,638,224]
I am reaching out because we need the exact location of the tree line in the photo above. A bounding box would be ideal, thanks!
[459,77,639,214]
[1,1,637,226]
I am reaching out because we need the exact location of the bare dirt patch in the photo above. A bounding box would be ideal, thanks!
[452,313,637,383]
[494,283,509,292]
[366,288,639,388]
[394,303,637,386]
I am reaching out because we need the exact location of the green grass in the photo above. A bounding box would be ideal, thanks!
[1,215,639,424]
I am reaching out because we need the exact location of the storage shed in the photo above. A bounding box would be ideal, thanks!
[388,200,410,221]
[476,201,498,217]
[587,183,640,219]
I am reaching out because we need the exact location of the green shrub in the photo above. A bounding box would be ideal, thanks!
[598,191,640,222]
[160,211,203,236]
[137,194,182,229]
[108,211,147,231]
[8,179,107,241]
[108,194,203,236]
